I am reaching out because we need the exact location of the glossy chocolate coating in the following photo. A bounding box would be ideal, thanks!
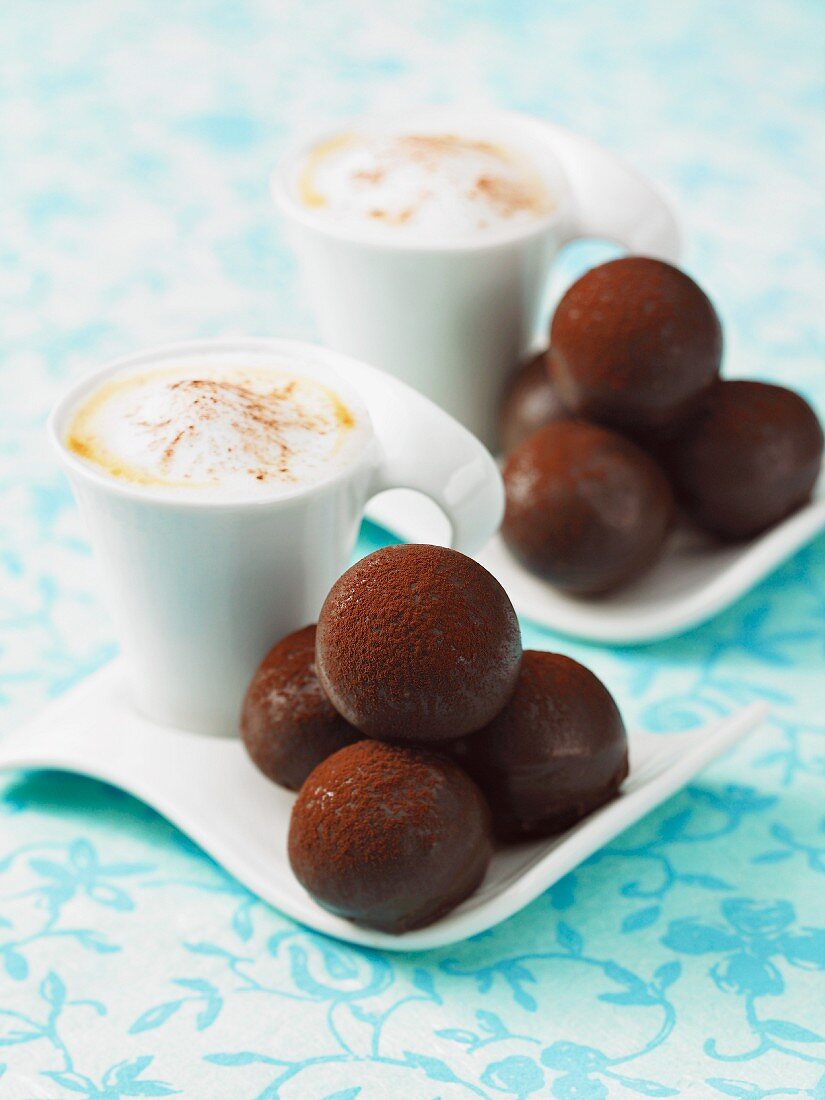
[549,257,722,431]
[316,544,522,743]
[665,380,823,540]
[241,625,359,790]
[499,349,566,454]
[451,651,628,840]
[502,419,674,595]
[288,740,493,933]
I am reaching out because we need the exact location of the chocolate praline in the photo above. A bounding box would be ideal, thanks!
[549,257,722,432]
[499,349,566,454]
[502,419,675,595]
[316,544,522,743]
[241,625,359,790]
[288,740,493,933]
[450,651,628,840]
[664,380,823,540]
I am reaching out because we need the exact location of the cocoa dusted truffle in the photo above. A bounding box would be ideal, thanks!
[549,257,722,432]
[316,544,522,743]
[288,740,493,932]
[451,651,628,840]
[241,625,359,790]
[499,349,566,454]
[502,420,674,595]
[665,380,823,540]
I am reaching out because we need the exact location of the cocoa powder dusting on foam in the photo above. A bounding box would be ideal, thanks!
[134,377,333,483]
[162,428,186,464]
[471,174,544,217]
[368,207,412,225]
[67,365,360,492]
[303,130,554,240]
[350,135,546,221]
[352,166,385,185]
[398,134,501,162]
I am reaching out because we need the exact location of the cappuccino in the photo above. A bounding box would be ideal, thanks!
[66,361,367,497]
[298,131,553,240]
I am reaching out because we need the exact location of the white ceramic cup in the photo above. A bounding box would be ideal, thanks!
[50,338,504,737]
[272,107,681,448]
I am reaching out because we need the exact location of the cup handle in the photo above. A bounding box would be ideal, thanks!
[548,125,682,261]
[345,358,504,554]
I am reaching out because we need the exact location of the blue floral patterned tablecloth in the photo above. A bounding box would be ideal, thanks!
[1,1,824,1096]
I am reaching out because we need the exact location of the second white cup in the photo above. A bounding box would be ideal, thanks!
[273,107,681,448]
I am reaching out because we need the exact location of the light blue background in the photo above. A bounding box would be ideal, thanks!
[1,1,824,1096]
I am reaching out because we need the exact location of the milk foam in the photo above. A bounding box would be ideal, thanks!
[298,131,553,239]
[66,362,366,497]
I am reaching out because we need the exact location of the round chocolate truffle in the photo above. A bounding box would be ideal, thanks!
[549,257,722,431]
[288,740,493,932]
[664,380,823,540]
[316,544,522,743]
[241,625,359,790]
[451,651,628,840]
[499,349,566,454]
[502,420,675,595]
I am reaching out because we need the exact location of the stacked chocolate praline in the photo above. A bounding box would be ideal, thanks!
[241,544,628,934]
[499,257,824,594]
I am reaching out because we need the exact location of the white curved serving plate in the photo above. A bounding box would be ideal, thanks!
[0,661,766,951]
[367,484,825,644]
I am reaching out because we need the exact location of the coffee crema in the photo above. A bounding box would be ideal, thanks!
[66,363,365,497]
[298,131,553,239]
